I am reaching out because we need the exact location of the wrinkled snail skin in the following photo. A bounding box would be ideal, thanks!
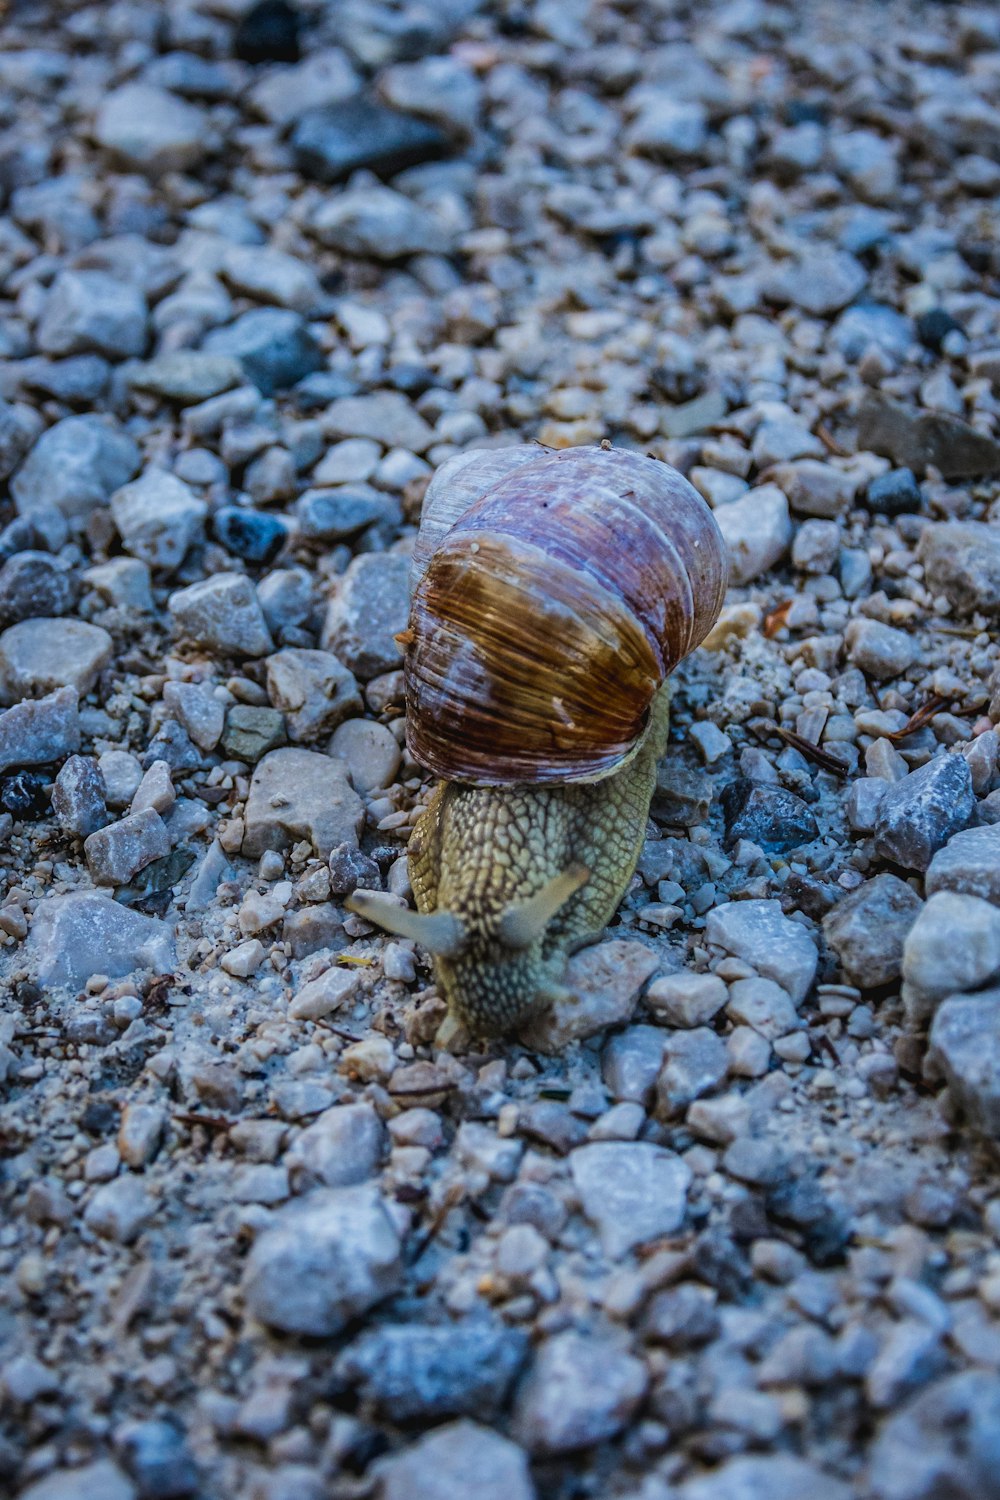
[407,684,672,1035]
[348,445,727,1038]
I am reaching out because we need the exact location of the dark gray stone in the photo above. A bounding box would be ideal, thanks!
[874,754,975,872]
[0,551,78,624]
[336,1318,528,1420]
[823,873,923,988]
[720,777,819,852]
[859,393,1000,480]
[204,308,323,395]
[292,96,448,183]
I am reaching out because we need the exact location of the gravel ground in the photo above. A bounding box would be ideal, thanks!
[2,0,1000,1496]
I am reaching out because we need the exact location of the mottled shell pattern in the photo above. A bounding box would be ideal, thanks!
[405,444,728,786]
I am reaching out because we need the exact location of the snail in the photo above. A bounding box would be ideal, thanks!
[347,444,728,1037]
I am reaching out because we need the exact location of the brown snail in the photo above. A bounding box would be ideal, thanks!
[348,444,728,1036]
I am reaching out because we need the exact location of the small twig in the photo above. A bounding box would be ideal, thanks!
[885,692,950,742]
[816,423,849,456]
[773,724,849,777]
[172,1111,232,1132]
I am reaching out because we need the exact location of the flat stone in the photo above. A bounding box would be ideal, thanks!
[221,243,323,313]
[917,521,1000,616]
[323,391,434,452]
[129,351,243,403]
[926,825,1000,904]
[705,900,818,1005]
[265,648,361,742]
[19,1460,137,1500]
[655,1027,729,1118]
[204,308,324,396]
[764,251,867,314]
[221,705,286,763]
[518,939,660,1053]
[243,1184,403,1336]
[928,991,1000,1138]
[11,414,141,525]
[902,892,1000,1025]
[380,1420,535,1500]
[37,269,147,359]
[645,971,728,1027]
[84,807,171,886]
[570,1141,691,1256]
[311,182,451,259]
[0,618,111,704]
[513,1330,647,1456]
[680,1455,852,1500]
[868,1370,1000,1500]
[94,82,209,174]
[0,685,79,772]
[328,717,401,793]
[242,747,364,859]
[288,964,363,1021]
[293,96,448,183]
[111,469,206,572]
[859,393,1000,480]
[339,1320,528,1422]
[169,573,273,657]
[823,874,923,988]
[322,552,410,678]
[296,486,391,540]
[874,754,975,872]
[714,484,792,584]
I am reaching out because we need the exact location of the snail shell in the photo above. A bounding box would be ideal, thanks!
[405,444,728,787]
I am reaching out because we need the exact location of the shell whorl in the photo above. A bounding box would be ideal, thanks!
[405,445,728,787]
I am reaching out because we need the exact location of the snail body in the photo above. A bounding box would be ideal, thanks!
[348,445,727,1036]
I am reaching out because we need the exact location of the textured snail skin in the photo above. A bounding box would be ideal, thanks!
[408,685,671,1035]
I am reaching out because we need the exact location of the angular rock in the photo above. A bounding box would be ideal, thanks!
[720,778,818,853]
[221,705,286,763]
[112,469,207,572]
[322,552,410,678]
[518,939,659,1053]
[169,573,273,657]
[380,1420,535,1500]
[293,97,448,183]
[204,307,323,396]
[0,685,79,773]
[874,754,975,872]
[0,551,77,625]
[926,825,1000,905]
[655,1027,728,1117]
[714,484,792,584]
[859,393,1000,480]
[705,900,817,1004]
[212,506,288,566]
[94,82,208,175]
[37,269,147,359]
[265,648,361,741]
[285,1103,384,1188]
[902,892,1000,1025]
[337,1319,528,1421]
[84,807,171,886]
[646,971,728,1027]
[242,746,364,859]
[917,521,1000,617]
[0,617,111,704]
[846,618,917,680]
[51,755,108,838]
[928,991,1000,1138]
[243,1184,403,1335]
[513,1331,647,1456]
[570,1141,691,1256]
[823,874,923,988]
[11,414,141,525]
[162,681,225,752]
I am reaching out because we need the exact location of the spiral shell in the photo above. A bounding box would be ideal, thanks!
[405,444,728,786]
